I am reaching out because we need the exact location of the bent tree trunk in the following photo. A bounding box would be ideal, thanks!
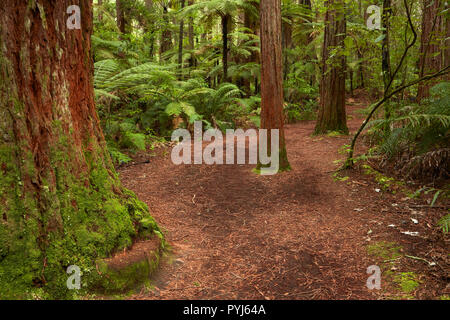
[0,0,159,298]
[315,0,348,135]
[259,0,290,172]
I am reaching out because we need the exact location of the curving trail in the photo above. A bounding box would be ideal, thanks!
[119,97,445,300]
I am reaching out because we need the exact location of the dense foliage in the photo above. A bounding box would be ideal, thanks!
[91,0,449,231]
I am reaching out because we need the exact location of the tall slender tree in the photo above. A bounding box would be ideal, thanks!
[382,0,393,127]
[183,0,253,82]
[187,0,196,69]
[160,2,173,61]
[259,0,290,172]
[178,0,186,77]
[315,0,348,134]
[145,0,156,59]
[116,0,127,35]
[98,0,103,21]
[243,0,260,95]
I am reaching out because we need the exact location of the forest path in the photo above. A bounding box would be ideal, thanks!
[119,97,422,300]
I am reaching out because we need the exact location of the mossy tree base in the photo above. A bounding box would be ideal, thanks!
[92,234,165,295]
[0,1,163,299]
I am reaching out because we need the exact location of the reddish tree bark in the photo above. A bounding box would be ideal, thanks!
[259,0,290,171]
[315,0,348,134]
[0,0,158,298]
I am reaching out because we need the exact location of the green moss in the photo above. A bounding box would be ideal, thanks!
[394,272,420,294]
[93,246,161,294]
[362,164,406,194]
[326,131,346,137]
[36,2,47,30]
[0,123,163,299]
[367,241,402,261]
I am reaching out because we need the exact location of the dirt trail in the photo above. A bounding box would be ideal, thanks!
[119,98,448,300]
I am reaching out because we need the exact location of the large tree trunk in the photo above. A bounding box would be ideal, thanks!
[0,0,159,298]
[417,0,447,101]
[315,0,348,134]
[259,0,290,172]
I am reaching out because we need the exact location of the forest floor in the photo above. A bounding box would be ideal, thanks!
[118,93,449,300]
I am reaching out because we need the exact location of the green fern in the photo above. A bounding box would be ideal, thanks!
[438,214,450,233]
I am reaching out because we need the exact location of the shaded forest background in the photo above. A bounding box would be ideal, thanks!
[94,0,449,219]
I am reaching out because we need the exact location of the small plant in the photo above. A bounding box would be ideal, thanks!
[438,214,450,234]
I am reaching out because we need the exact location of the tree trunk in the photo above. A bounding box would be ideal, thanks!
[178,0,186,78]
[356,0,366,89]
[116,0,127,35]
[417,0,447,101]
[315,0,348,134]
[98,0,103,21]
[282,19,293,81]
[0,0,159,298]
[188,0,196,69]
[145,0,156,60]
[222,14,230,82]
[299,0,315,86]
[243,1,260,96]
[382,0,392,122]
[160,5,173,61]
[382,0,392,93]
[259,0,290,172]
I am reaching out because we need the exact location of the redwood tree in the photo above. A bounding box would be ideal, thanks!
[315,0,348,134]
[0,0,159,298]
[417,0,448,101]
[259,0,290,172]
